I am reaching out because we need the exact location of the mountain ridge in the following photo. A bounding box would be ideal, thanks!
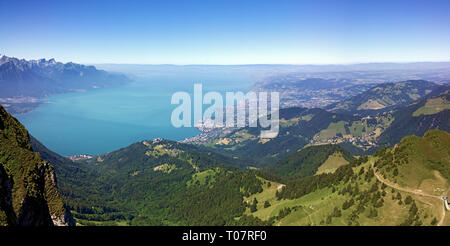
[0,105,74,226]
[326,80,442,115]
[0,55,131,114]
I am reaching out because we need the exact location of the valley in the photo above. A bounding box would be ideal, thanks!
[1,57,449,227]
[0,55,131,114]
[2,0,450,238]
[244,131,450,226]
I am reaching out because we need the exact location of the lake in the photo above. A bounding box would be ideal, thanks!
[17,68,255,156]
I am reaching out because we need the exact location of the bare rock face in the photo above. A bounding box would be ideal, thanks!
[0,104,75,226]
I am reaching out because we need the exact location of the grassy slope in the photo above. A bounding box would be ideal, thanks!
[328,80,440,114]
[265,144,354,178]
[247,157,447,226]
[375,129,449,195]
[39,137,264,226]
[377,91,450,147]
[316,152,349,175]
[245,130,450,226]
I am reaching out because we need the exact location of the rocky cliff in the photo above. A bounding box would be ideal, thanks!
[0,104,74,226]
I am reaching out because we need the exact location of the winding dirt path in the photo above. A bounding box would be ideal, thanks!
[371,160,446,226]
[301,207,314,225]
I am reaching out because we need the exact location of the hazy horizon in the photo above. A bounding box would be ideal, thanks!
[3,53,450,67]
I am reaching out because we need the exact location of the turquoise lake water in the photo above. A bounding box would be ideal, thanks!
[17,70,253,156]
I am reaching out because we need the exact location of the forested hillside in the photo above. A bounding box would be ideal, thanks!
[0,105,74,226]
[244,130,449,226]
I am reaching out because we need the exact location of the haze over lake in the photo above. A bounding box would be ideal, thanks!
[17,67,254,156]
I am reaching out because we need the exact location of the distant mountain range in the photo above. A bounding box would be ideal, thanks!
[0,55,131,113]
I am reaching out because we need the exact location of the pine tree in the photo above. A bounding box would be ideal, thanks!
[404,195,413,205]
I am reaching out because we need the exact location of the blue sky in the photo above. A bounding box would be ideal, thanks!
[1,0,450,64]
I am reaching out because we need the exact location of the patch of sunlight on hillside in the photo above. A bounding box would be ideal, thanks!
[316,152,349,175]
[413,97,450,116]
[357,99,386,110]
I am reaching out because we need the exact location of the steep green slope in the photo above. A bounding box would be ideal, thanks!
[374,129,450,195]
[327,80,440,115]
[377,89,450,147]
[265,144,354,178]
[33,136,265,225]
[28,101,449,226]
[0,104,74,226]
[245,130,449,226]
[0,163,16,225]
[29,136,105,218]
[201,86,449,166]
[199,107,362,166]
